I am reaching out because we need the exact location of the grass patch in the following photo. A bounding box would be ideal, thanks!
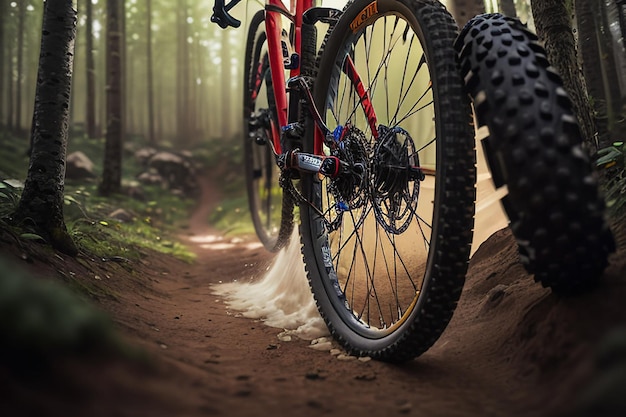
[1,130,197,263]
[597,141,626,216]
[209,194,256,237]
[62,183,196,263]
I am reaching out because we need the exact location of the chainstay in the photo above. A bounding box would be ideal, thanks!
[280,172,344,232]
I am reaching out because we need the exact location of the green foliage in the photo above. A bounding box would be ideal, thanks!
[597,141,626,214]
[0,179,21,219]
[209,194,255,236]
[1,129,197,263]
[63,183,196,263]
[0,134,29,179]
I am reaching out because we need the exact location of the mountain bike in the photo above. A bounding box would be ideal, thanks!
[213,0,476,362]
[455,14,615,294]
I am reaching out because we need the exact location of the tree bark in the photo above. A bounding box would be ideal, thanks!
[531,0,598,151]
[100,0,123,196]
[86,0,97,138]
[15,0,78,256]
[448,0,486,28]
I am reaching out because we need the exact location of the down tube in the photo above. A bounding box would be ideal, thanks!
[265,4,288,154]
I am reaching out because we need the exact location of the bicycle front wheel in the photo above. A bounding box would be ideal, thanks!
[300,0,475,362]
[243,11,294,252]
[455,14,615,294]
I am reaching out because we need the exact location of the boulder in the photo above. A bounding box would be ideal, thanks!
[65,151,96,180]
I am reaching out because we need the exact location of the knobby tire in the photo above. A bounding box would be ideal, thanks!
[455,13,615,294]
[299,0,475,362]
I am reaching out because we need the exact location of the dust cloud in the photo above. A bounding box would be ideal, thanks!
[213,131,508,339]
[212,230,328,340]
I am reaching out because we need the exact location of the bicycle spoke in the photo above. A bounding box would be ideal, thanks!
[300,0,475,362]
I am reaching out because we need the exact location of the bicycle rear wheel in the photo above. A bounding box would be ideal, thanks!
[300,0,475,362]
[455,14,615,294]
[243,11,294,252]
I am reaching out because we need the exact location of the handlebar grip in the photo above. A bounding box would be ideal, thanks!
[211,0,242,29]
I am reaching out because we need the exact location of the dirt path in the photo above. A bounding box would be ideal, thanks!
[4,181,626,417]
[93,223,625,417]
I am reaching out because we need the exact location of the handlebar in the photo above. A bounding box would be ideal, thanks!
[211,0,242,29]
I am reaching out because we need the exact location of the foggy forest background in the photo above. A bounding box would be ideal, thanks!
[0,0,626,172]
[0,0,541,150]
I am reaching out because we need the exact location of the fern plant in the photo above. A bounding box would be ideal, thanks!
[597,141,626,214]
[0,180,21,220]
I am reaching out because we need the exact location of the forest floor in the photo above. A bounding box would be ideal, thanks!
[2,174,626,417]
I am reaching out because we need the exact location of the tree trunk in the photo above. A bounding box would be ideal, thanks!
[86,0,97,138]
[221,30,230,140]
[5,34,13,132]
[146,0,156,145]
[498,0,517,17]
[618,0,626,49]
[448,0,486,28]
[98,17,107,137]
[119,0,127,141]
[177,0,190,143]
[0,0,5,130]
[127,47,135,135]
[599,0,626,140]
[531,0,598,151]
[15,0,78,256]
[575,0,611,148]
[16,1,26,134]
[100,0,123,196]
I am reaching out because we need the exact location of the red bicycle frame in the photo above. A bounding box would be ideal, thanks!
[264,0,313,155]
[213,0,379,174]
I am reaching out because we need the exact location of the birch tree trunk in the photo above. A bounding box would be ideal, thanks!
[531,0,598,151]
[15,0,78,256]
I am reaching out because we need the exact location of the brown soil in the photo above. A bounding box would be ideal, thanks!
[2,179,626,417]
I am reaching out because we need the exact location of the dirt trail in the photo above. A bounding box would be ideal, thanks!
[3,178,626,417]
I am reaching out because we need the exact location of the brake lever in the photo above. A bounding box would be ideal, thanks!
[211,0,242,29]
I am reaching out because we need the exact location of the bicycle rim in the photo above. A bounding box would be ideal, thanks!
[243,11,293,252]
[300,0,475,362]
